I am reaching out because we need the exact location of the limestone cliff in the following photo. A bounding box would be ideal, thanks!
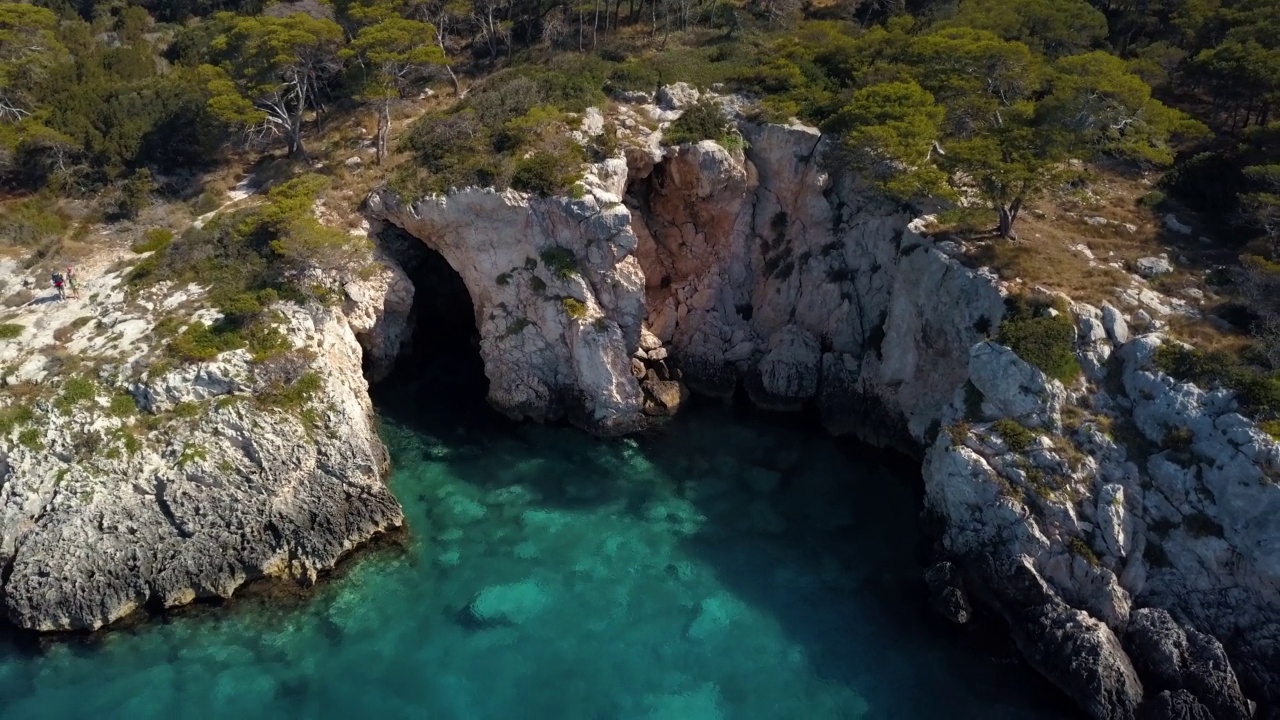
[368,90,1279,718]
[0,234,408,631]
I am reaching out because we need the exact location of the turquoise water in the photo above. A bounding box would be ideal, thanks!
[0,388,1072,719]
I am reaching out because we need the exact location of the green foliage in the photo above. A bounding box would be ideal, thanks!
[56,375,97,411]
[992,418,1036,452]
[511,149,584,196]
[999,298,1081,383]
[0,402,35,434]
[945,0,1108,58]
[0,199,69,247]
[108,392,138,417]
[1154,344,1280,420]
[131,227,173,254]
[258,370,323,410]
[0,322,23,339]
[109,168,155,220]
[17,427,42,450]
[539,247,579,279]
[397,64,598,194]
[204,12,345,156]
[172,401,201,419]
[561,297,588,320]
[1137,191,1166,208]
[665,98,736,147]
[1066,536,1100,567]
[170,321,246,362]
[824,81,949,201]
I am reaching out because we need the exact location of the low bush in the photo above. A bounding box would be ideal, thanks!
[1154,344,1280,420]
[0,403,36,433]
[131,228,174,254]
[511,149,583,196]
[0,198,69,247]
[1137,190,1166,209]
[665,98,737,147]
[56,375,98,411]
[562,297,588,320]
[108,392,138,417]
[998,299,1081,383]
[169,321,246,362]
[992,418,1036,452]
[539,247,579,278]
[258,371,323,410]
[0,323,24,340]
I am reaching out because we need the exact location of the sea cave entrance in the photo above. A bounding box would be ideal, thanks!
[368,226,495,427]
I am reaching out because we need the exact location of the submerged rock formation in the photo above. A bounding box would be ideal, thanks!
[369,94,1279,718]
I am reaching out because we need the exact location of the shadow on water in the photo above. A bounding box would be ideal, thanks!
[370,235,1077,718]
[375,352,1077,718]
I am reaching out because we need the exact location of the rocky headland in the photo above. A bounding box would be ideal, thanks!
[366,86,1279,719]
[1,83,1276,720]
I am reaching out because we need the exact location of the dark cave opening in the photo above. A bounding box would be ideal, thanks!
[367,225,491,419]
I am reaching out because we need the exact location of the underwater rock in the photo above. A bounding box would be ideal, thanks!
[463,580,549,627]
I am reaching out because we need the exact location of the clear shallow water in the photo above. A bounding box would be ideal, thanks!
[0,390,1073,719]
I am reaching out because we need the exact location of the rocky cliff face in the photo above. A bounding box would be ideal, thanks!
[369,90,1279,718]
[0,236,408,631]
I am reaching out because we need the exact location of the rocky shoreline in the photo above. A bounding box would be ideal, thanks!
[1,85,1276,718]
[367,87,1279,718]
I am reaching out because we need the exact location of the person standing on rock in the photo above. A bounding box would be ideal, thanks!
[65,266,80,299]
[51,270,65,301]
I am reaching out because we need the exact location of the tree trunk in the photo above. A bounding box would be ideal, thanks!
[376,101,390,166]
[287,113,307,159]
[997,198,1022,239]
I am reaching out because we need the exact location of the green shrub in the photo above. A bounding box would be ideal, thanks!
[57,375,98,411]
[539,247,579,279]
[1066,536,1100,567]
[259,371,323,410]
[665,98,736,147]
[0,198,69,246]
[1154,344,1280,420]
[1137,190,1166,208]
[170,322,246,362]
[992,418,1036,452]
[0,323,24,340]
[562,297,588,320]
[245,321,290,362]
[131,227,174,254]
[511,150,583,196]
[998,299,1080,383]
[172,401,201,418]
[17,427,42,450]
[0,403,35,433]
[108,393,138,417]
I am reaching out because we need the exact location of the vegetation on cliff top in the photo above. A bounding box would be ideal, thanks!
[0,0,1277,407]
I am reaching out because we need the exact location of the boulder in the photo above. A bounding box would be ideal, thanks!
[656,82,700,110]
[1164,215,1194,236]
[924,561,972,624]
[1124,608,1253,720]
[1102,303,1131,346]
[968,341,1065,430]
[1137,256,1175,279]
[463,580,549,627]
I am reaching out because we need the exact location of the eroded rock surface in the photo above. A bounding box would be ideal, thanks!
[365,95,1279,717]
[0,210,408,631]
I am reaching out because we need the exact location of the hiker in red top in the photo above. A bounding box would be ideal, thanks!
[51,271,66,301]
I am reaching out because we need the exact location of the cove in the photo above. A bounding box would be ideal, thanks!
[0,368,1074,719]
